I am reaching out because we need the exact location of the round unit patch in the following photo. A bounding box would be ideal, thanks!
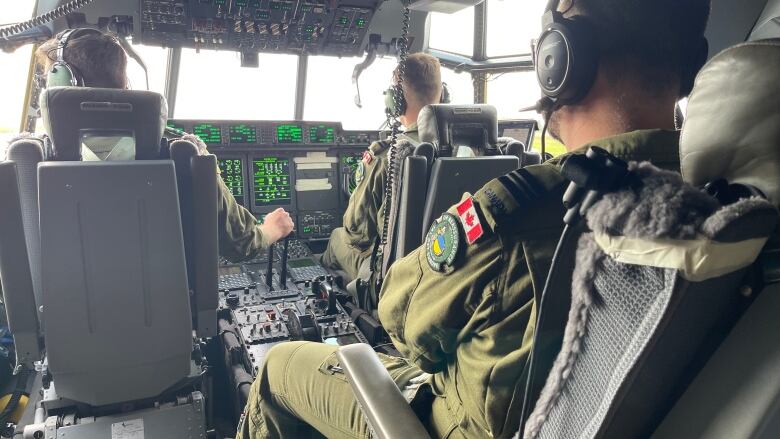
[354,162,366,188]
[426,213,461,273]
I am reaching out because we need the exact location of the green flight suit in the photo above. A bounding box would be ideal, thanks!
[218,177,270,261]
[173,130,271,262]
[322,127,419,281]
[237,129,680,439]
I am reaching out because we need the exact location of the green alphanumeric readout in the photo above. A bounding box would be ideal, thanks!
[309,125,335,143]
[193,123,222,144]
[276,124,303,143]
[229,124,257,144]
[218,158,245,205]
[253,157,292,206]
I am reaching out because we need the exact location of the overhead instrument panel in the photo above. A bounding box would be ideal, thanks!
[139,0,383,56]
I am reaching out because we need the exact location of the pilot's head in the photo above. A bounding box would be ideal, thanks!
[35,29,128,89]
[391,53,443,128]
[544,0,711,149]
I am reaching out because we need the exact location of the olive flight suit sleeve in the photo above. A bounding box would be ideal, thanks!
[322,142,388,278]
[341,142,388,249]
[378,198,506,373]
[217,174,269,262]
[172,131,269,262]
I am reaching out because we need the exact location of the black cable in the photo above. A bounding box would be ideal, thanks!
[517,223,574,434]
[374,0,411,284]
[0,0,97,40]
[540,110,552,159]
[0,367,32,437]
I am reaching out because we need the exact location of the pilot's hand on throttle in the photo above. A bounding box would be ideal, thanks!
[260,208,294,245]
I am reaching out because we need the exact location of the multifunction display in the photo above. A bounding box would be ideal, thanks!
[193,123,222,144]
[309,125,336,144]
[229,124,257,144]
[218,158,246,205]
[253,157,292,207]
[276,124,304,144]
[164,120,381,146]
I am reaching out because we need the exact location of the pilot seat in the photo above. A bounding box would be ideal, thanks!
[0,86,219,438]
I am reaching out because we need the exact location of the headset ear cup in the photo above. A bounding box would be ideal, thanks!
[535,15,598,106]
[47,63,76,87]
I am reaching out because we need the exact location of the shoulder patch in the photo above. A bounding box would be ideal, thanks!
[362,150,374,165]
[354,161,366,187]
[425,213,461,274]
[456,197,484,244]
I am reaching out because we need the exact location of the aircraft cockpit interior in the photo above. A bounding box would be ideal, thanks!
[1,0,779,438]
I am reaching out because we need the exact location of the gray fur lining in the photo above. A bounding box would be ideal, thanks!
[586,162,719,240]
[524,162,726,438]
[701,197,777,238]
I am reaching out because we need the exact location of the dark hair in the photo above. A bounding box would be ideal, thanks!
[393,52,443,105]
[36,31,128,89]
[568,0,711,94]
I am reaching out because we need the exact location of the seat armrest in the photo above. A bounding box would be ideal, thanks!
[337,344,430,439]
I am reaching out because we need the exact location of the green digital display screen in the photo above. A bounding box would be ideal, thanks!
[250,0,261,6]
[166,122,185,132]
[235,0,248,6]
[309,125,335,143]
[218,158,245,205]
[276,124,303,144]
[256,10,270,19]
[253,157,292,207]
[193,123,222,145]
[229,124,257,144]
[215,0,226,5]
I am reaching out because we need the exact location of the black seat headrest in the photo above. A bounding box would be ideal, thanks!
[417,104,498,156]
[40,87,167,161]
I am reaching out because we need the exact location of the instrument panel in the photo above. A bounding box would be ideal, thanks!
[139,0,382,56]
[168,120,378,240]
[170,119,533,240]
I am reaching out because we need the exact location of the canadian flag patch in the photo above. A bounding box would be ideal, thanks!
[456,197,484,245]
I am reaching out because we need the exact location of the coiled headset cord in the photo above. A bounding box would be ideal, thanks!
[374,0,411,285]
[0,0,96,40]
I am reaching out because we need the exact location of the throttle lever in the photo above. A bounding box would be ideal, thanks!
[266,243,275,290]
[279,237,290,289]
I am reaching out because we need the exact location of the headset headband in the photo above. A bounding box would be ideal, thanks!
[51,28,103,87]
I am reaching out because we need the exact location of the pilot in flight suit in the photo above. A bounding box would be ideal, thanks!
[321,53,445,282]
[30,30,294,263]
[237,131,681,439]
[236,0,711,436]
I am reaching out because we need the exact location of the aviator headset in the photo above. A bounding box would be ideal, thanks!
[534,0,709,109]
[46,28,105,87]
[384,81,451,118]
